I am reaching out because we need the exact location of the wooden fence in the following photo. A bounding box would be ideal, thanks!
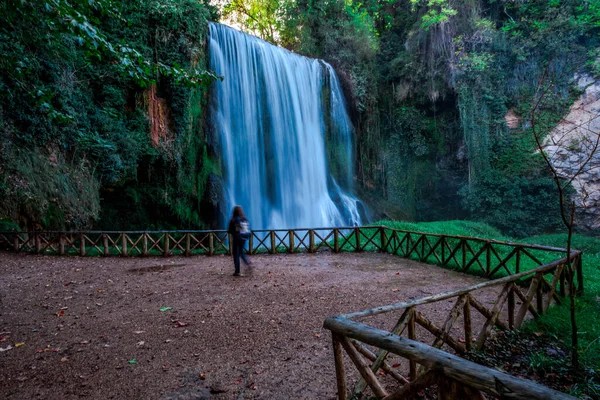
[0,226,584,292]
[0,226,584,398]
[323,249,582,399]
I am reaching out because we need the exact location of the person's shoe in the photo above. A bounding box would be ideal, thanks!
[233,272,243,277]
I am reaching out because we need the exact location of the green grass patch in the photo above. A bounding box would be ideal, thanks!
[378,219,508,239]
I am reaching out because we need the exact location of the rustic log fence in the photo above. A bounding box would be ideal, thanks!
[0,226,583,292]
[323,249,582,399]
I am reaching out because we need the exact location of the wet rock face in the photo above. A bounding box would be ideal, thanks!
[546,74,600,231]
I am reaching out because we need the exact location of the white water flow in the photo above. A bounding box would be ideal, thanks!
[209,23,361,229]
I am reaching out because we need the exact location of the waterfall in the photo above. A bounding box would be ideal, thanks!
[209,23,362,229]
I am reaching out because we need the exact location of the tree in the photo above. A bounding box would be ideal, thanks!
[530,72,600,369]
[220,0,283,44]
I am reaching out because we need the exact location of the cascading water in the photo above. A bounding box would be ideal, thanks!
[209,23,362,229]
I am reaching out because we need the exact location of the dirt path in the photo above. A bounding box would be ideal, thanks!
[0,251,498,399]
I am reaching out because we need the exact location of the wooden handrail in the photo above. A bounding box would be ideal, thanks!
[0,226,582,398]
[0,227,581,293]
[0,226,572,253]
[340,253,579,320]
[324,316,576,400]
[321,246,581,399]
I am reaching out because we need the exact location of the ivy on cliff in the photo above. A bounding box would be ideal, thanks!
[0,0,218,230]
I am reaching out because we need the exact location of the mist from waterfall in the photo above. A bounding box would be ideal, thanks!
[209,23,362,229]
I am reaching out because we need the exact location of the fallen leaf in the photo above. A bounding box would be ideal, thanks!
[209,385,228,394]
[128,359,137,365]
[159,306,173,312]
[14,342,25,348]
[56,309,65,317]
[0,345,13,352]
[60,357,68,362]
[199,372,206,380]
[36,347,60,353]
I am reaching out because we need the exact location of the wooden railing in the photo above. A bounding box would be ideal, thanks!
[0,226,583,292]
[323,250,582,400]
[0,226,583,398]
[325,316,576,400]
[0,230,230,257]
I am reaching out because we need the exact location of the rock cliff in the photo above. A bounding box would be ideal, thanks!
[545,75,600,231]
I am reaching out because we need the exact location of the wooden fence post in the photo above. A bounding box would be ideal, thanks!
[209,233,214,256]
[309,230,315,253]
[103,234,109,256]
[354,227,361,252]
[35,233,41,253]
[441,236,446,265]
[461,239,466,270]
[13,234,20,252]
[122,234,128,257]
[408,311,417,380]
[185,233,191,256]
[508,285,515,329]
[379,227,386,252]
[164,233,170,256]
[80,233,86,256]
[143,233,149,256]
[486,242,491,276]
[464,295,472,352]
[332,333,348,400]
[228,233,233,255]
[289,230,294,253]
[270,231,276,254]
[334,229,339,253]
[59,233,65,255]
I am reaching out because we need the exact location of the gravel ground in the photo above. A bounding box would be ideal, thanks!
[0,251,500,399]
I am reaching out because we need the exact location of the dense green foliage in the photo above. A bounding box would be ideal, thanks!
[1,0,599,237]
[0,0,218,230]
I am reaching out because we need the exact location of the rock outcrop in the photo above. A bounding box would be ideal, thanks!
[545,74,600,231]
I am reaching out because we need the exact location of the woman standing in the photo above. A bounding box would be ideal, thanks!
[227,205,252,276]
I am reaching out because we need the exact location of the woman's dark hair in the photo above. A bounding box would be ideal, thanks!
[232,205,245,219]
